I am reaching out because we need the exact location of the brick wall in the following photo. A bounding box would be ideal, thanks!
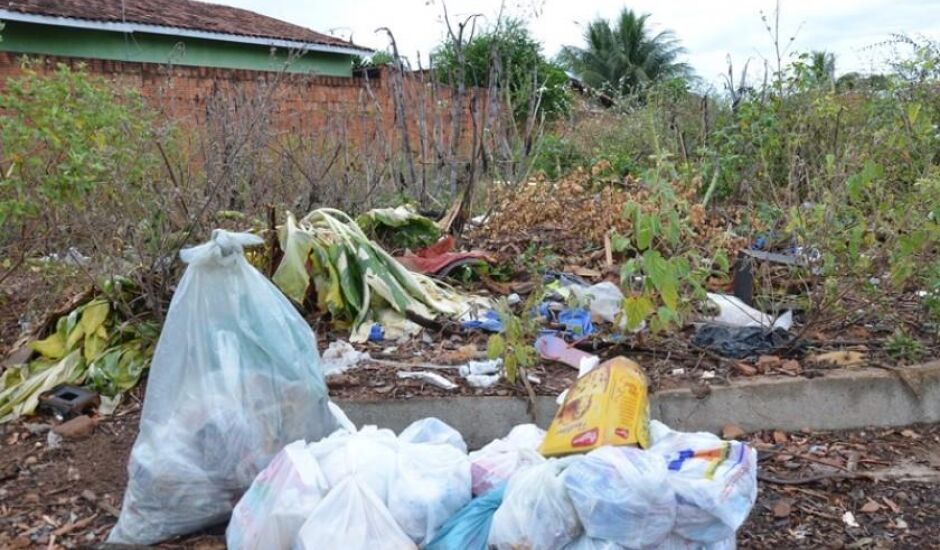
[0,52,479,155]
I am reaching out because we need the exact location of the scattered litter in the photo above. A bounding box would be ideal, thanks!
[558,308,595,338]
[506,293,521,306]
[535,335,600,373]
[465,374,501,388]
[542,357,650,456]
[397,371,459,390]
[488,459,583,550]
[701,371,716,380]
[39,384,100,419]
[46,430,62,449]
[459,359,502,377]
[842,511,860,528]
[321,341,371,376]
[397,235,495,277]
[692,324,799,359]
[706,293,792,330]
[809,350,865,367]
[563,446,675,548]
[526,374,541,385]
[569,282,629,329]
[461,310,504,333]
[671,368,686,376]
[368,324,385,342]
[109,230,337,545]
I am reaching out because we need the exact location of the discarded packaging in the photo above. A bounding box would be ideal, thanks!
[226,441,329,550]
[650,421,758,543]
[397,235,495,277]
[460,359,502,388]
[706,293,792,330]
[461,310,504,333]
[562,446,676,548]
[569,281,629,329]
[541,357,650,456]
[294,476,417,550]
[397,370,459,390]
[488,459,583,550]
[321,340,370,376]
[425,482,506,550]
[691,325,798,359]
[564,536,627,549]
[109,230,337,545]
[469,424,546,496]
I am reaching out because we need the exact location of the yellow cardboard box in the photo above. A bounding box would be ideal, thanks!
[540,356,650,456]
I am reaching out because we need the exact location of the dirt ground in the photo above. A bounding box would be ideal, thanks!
[1,381,937,549]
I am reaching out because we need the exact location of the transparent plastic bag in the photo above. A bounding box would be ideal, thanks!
[655,533,737,549]
[399,417,468,453]
[562,446,676,549]
[109,230,337,544]
[649,424,757,543]
[468,424,546,496]
[309,425,400,502]
[425,483,506,550]
[488,459,582,550]
[565,535,627,549]
[293,476,417,550]
[388,441,472,545]
[226,441,329,550]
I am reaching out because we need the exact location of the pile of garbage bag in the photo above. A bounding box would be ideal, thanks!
[224,416,756,550]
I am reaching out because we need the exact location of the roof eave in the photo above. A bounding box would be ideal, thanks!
[0,9,374,56]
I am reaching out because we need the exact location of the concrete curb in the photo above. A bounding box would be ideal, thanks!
[338,361,940,449]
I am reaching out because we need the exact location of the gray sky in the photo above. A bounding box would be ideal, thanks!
[209,0,940,86]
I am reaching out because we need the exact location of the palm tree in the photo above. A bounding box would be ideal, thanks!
[559,8,692,98]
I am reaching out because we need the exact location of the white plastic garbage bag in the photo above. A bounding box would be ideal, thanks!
[565,535,626,549]
[309,425,400,502]
[468,424,546,496]
[388,441,472,545]
[293,476,417,550]
[109,230,337,545]
[570,282,631,329]
[656,533,737,549]
[488,459,582,550]
[562,446,676,549]
[650,424,757,543]
[226,441,329,550]
[399,417,468,453]
[705,293,792,330]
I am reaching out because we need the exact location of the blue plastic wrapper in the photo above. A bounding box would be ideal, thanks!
[558,308,595,338]
[461,310,504,333]
[425,482,506,550]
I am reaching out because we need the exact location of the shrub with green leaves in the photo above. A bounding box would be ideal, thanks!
[0,62,162,237]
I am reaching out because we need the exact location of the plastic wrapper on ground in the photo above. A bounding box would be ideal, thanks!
[468,424,546,496]
[108,230,337,545]
[425,483,506,550]
[563,446,676,549]
[488,459,583,550]
[226,441,329,550]
[293,476,417,550]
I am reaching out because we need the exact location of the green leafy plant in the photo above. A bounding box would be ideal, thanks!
[613,172,729,332]
[486,292,542,383]
[886,330,923,362]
